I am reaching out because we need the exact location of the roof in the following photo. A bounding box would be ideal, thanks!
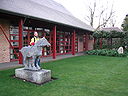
[31,0,73,16]
[101,27,123,32]
[0,0,94,31]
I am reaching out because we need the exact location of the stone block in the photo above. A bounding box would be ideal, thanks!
[15,68,51,84]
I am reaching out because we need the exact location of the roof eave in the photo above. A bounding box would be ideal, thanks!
[0,9,94,32]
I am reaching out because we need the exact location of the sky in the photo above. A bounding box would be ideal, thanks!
[54,0,128,28]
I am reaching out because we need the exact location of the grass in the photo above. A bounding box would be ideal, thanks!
[0,55,128,96]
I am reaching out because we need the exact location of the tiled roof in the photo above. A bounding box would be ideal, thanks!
[101,27,122,32]
[0,0,94,31]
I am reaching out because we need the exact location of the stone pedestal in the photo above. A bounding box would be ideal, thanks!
[15,68,51,84]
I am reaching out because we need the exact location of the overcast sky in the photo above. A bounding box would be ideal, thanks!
[54,0,128,28]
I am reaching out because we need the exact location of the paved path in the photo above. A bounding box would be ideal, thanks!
[0,53,84,70]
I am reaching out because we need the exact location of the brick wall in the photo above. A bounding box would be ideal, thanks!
[0,19,10,63]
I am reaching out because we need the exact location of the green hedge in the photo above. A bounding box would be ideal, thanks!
[93,30,125,38]
[85,49,127,57]
[93,30,128,49]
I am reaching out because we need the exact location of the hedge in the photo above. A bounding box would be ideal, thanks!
[85,49,127,57]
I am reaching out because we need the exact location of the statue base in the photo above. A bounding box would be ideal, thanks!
[15,68,51,84]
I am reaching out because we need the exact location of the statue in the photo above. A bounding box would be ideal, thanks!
[117,46,124,54]
[20,37,51,70]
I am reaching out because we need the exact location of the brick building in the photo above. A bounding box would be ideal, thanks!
[0,0,94,64]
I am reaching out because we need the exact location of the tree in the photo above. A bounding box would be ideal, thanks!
[85,2,96,27]
[85,0,115,31]
[108,16,116,27]
[121,14,128,31]
[85,1,96,27]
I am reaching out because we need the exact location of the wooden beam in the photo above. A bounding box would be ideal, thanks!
[19,19,23,64]
[100,38,102,49]
[85,34,89,51]
[72,30,76,55]
[53,25,56,59]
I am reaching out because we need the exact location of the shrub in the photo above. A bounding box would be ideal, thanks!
[85,49,127,57]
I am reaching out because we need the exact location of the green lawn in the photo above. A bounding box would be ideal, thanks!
[0,55,128,96]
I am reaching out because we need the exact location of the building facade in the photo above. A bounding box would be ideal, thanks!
[0,0,94,64]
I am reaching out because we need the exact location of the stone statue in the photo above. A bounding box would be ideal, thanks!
[20,37,51,70]
[117,46,124,54]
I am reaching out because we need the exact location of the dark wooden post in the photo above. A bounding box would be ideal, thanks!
[107,38,109,49]
[100,38,103,49]
[27,27,30,45]
[85,34,89,51]
[94,37,96,49]
[53,25,56,59]
[111,38,112,49]
[19,19,23,64]
[72,30,76,55]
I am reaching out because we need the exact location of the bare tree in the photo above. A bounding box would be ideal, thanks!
[85,1,96,27]
[109,16,116,27]
[96,8,115,30]
[85,0,115,31]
